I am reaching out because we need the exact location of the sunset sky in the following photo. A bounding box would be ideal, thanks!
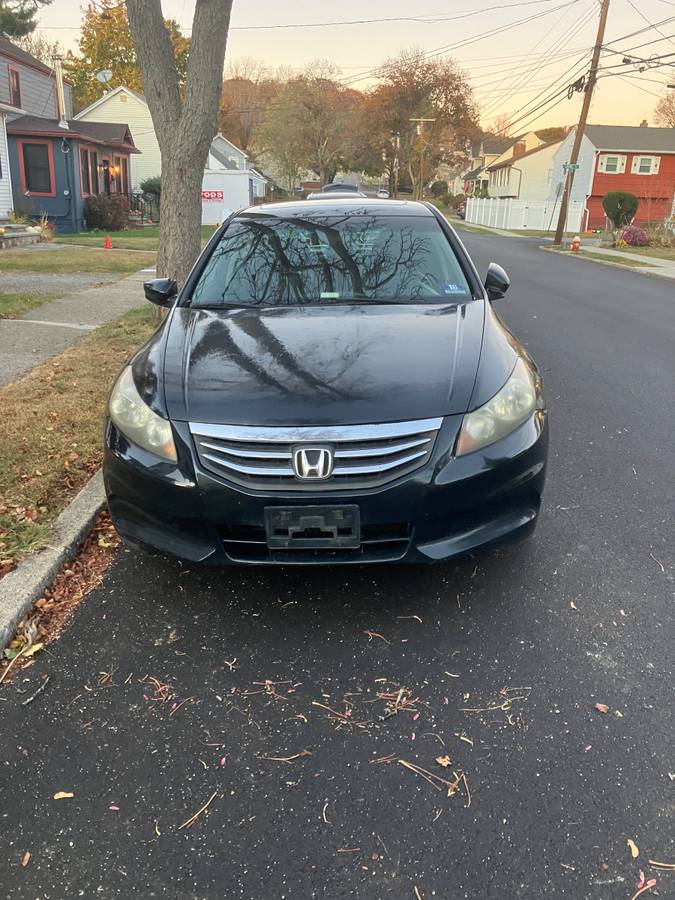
[33,0,675,131]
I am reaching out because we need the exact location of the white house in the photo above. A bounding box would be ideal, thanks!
[75,86,266,221]
[487,140,562,201]
[1,99,23,218]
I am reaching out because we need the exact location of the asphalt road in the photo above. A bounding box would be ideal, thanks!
[2,233,673,899]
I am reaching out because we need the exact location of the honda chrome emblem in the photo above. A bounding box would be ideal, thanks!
[293,446,333,480]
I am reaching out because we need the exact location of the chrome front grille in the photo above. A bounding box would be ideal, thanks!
[189,419,442,491]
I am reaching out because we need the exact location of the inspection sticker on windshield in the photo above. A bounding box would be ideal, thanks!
[441,282,466,294]
[320,292,341,299]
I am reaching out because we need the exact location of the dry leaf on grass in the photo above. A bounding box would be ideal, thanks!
[595,703,609,714]
[53,791,74,800]
[628,838,639,858]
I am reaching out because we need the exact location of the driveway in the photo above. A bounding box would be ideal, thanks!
[1,233,673,899]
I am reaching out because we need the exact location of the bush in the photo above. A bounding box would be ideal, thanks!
[620,225,648,246]
[430,179,448,198]
[84,193,130,231]
[602,191,639,228]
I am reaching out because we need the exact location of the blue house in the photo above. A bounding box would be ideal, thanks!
[7,115,139,232]
[0,35,139,233]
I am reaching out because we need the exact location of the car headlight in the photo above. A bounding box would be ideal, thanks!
[109,366,177,462]
[456,357,540,456]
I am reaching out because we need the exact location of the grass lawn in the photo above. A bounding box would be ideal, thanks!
[0,247,156,273]
[56,224,218,252]
[611,244,675,262]
[0,307,157,575]
[550,248,652,268]
[0,292,60,319]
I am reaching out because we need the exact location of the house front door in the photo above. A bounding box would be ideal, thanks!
[102,159,111,194]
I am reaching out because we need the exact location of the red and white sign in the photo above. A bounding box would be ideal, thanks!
[201,190,224,201]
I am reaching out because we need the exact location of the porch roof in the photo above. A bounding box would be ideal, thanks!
[6,116,140,153]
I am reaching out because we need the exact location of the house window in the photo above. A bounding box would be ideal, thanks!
[80,148,91,195]
[89,151,98,194]
[631,155,660,175]
[20,141,54,195]
[8,67,21,108]
[598,154,626,174]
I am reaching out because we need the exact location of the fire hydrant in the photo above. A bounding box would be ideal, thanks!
[571,235,581,253]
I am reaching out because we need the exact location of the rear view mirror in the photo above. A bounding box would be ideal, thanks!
[485,262,510,301]
[144,277,177,308]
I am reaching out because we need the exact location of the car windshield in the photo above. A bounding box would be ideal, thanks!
[190,214,472,307]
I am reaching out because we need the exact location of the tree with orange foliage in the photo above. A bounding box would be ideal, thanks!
[64,0,190,112]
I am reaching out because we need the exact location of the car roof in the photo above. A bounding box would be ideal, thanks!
[238,198,435,217]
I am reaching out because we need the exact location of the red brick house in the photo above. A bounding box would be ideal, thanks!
[548,124,675,229]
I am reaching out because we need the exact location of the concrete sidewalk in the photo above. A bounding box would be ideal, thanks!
[573,244,675,279]
[0,267,154,387]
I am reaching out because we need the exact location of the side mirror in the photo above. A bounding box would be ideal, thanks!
[144,277,177,308]
[484,262,510,301]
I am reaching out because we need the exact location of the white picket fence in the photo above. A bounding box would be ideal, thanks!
[465,197,587,233]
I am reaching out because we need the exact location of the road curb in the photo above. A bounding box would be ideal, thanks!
[538,246,675,281]
[0,471,105,651]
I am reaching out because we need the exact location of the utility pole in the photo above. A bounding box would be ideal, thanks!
[553,0,610,245]
[410,117,436,201]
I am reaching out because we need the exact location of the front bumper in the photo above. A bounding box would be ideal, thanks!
[103,412,547,565]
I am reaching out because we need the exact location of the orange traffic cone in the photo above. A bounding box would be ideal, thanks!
[104,234,112,250]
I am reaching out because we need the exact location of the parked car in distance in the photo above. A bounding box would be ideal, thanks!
[377,188,390,198]
[322,182,360,193]
[457,200,467,220]
[104,197,547,566]
[307,190,367,200]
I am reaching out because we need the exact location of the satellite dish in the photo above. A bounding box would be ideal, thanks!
[95,69,113,84]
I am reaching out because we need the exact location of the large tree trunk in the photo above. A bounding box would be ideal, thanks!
[126,0,232,285]
[157,155,205,283]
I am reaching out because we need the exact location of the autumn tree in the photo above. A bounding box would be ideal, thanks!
[654,91,675,128]
[255,64,364,187]
[218,59,287,152]
[359,50,478,198]
[65,1,190,111]
[0,0,51,38]
[125,0,232,284]
[14,31,63,65]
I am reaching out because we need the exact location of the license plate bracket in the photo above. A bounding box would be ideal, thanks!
[264,505,360,549]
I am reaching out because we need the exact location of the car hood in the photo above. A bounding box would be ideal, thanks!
[163,302,485,426]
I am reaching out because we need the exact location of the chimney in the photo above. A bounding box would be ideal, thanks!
[52,56,69,129]
[639,119,648,128]
[512,141,526,159]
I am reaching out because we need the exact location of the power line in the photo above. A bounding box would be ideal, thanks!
[340,0,581,86]
[480,1,596,118]
[624,0,675,48]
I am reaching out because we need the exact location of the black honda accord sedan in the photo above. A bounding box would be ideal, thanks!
[103,198,547,565]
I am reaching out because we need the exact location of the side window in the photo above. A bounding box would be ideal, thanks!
[21,142,53,195]
[80,148,91,195]
[598,154,626,174]
[631,155,660,175]
[8,67,21,108]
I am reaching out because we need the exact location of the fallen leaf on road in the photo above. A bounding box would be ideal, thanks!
[53,792,73,800]
[23,643,43,658]
[595,703,609,714]
[628,839,639,858]
[570,601,578,610]
[630,877,657,900]
[109,805,119,811]
[435,755,452,768]
[21,851,30,867]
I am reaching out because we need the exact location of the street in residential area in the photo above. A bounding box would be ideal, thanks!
[2,231,673,899]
